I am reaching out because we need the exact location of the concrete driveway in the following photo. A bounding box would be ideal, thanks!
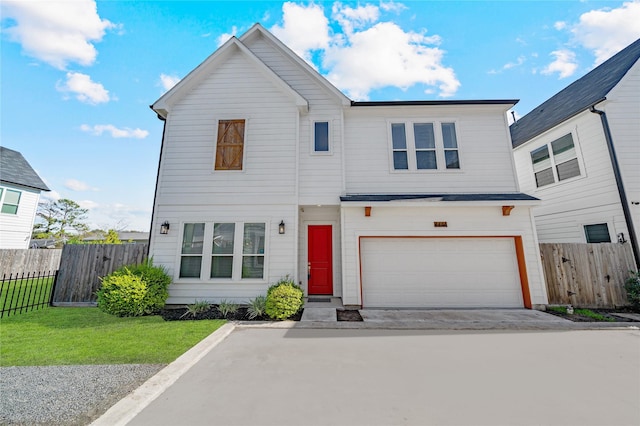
[101,326,640,426]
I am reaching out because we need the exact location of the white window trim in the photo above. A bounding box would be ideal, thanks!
[0,186,21,215]
[581,221,613,243]
[387,119,463,173]
[175,219,269,283]
[212,117,250,174]
[530,130,585,191]
[310,119,333,156]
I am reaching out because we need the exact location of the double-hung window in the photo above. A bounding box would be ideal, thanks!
[390,121,460,171]
[530,133,581,188]
[180,222,266,280]
[0,187,21,214]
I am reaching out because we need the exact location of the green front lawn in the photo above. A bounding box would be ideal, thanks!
[0,308,225,366]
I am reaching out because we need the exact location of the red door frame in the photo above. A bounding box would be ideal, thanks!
[308,225,333,295]
[357,235,532,309]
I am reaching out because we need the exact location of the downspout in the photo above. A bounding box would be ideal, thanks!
[590,103,640,268]
[146,110,167,257]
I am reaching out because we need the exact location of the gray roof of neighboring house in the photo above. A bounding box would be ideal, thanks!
[0,146,50,191]
[510,38,640,148]
[340,193,539,202]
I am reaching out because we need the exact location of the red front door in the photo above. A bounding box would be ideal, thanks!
[308,225,333,295]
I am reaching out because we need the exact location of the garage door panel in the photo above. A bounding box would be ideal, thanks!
[360,238,523,308]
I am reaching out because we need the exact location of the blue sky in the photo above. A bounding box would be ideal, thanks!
[2,0,639,231]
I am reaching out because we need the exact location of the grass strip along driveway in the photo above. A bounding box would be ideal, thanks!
[0,308,225,366]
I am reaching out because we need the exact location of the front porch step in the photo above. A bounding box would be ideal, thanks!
[301,307,337,322]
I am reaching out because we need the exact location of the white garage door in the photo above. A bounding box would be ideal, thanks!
[360,237,523,308]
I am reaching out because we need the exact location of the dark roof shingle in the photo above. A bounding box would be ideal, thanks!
[0,146,50,191]
[510,38,640,148]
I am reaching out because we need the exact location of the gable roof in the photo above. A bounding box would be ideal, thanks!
[0,146,49,191]
[152,32,309,118]
[240,24,351,106]
[510,38,640,148]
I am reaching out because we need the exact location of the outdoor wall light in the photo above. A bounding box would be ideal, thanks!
[279,220,285,234]
[160,221,170,235]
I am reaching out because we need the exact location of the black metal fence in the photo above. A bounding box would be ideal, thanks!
[0,270,58,318]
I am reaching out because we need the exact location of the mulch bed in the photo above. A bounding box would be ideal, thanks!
[544,307,639,322]
[337,309,363,322]
[159,306,303,321]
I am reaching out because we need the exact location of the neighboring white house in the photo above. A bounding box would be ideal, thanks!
[511,38,640,269]
[0,146,50,249]
[149,23,547,309]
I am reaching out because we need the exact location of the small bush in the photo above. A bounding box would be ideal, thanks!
[265,278,303,320]
[625,270,640,309]
[96,271,149,317]
[97,260,171,317]
[217,300,239,317]
[247,295,267,319]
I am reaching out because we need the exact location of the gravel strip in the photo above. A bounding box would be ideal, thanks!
[0,364,165,426]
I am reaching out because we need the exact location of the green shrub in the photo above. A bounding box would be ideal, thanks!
[625,270,640,309]
[265,278,303,320]
[96,260,171,317]
[247,295,267,319]
[217,300,239,317]
[96,271,149,317]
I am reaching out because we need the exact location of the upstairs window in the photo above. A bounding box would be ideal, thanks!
[530,133,580,188]
[390,121,460,171]
[314,121,329,152]
[215,119,245,170]
[0,188,21,215]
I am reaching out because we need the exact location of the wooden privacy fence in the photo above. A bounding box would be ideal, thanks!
[540,242,636,308]
[52,244,148,305]
[0,249,62,276]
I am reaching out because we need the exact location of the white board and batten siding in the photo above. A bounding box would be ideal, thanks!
[343,105,519,194]
[0,183,41,249]
[340,204,547,308]
[512,109,631,244]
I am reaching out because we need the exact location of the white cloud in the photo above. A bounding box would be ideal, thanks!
[159,73,181,92]
[78,199,99,210]
[379,1,407,13]
[554,21,567,30]
[271,2,331,61]
[57,72,110,104]
[65,179,98,192]
[216,26,238,47]
[80,124,149,139]
[541,49,578,79]
[42,190,61,201]
[332,2,380,35]
[571,0,640,65]
[1,0,116,69]
[270,2,459,100]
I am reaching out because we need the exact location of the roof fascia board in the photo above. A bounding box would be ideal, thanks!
[340,200,541,208]
[352,99,518,107]
[240,23,351,106]
[152,36,308,117]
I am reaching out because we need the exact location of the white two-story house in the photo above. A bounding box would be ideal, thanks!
[0,146,50,249]
[511,38,640,269]
[149,24,547,309]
